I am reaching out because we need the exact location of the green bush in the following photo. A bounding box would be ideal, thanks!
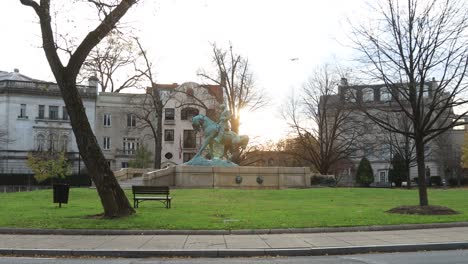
[388,153,408,187]
[129,146,153,168]
[430,176,442,186]
[448,177,468,186]
[356,157,374,187]
[310,175,336,186]
[26,151,71,183]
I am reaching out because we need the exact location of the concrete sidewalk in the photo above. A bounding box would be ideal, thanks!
[0,226,468,258]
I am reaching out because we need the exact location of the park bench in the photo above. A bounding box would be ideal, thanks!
[132,185,172,209]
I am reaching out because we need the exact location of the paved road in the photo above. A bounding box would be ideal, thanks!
[1,250,467,263]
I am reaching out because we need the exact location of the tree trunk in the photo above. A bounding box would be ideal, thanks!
[406,161,411,189]
[60,78,134,217]
[153,106,163,169]
[415,136,429,206]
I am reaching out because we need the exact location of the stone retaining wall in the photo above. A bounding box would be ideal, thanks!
[143,166,312,189]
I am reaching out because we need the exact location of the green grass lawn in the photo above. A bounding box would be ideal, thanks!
[0,188,467,230]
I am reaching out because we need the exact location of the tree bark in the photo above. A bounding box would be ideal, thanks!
[61,76,134,217]
[415,136,429,206]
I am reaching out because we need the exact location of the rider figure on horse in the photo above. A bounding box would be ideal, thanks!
[215,104,231,144]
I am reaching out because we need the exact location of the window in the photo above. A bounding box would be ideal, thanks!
[380,88,392,101]
[123,137,139,155]
[165,152,173,159]
[183,152,196,163]
[62,107,69,120]
[183,130,197,148]
[127,114,136,127]
[103,114,111,127]
[36,134,45,151]
[48,133,58,151]
[268,158,275,167]
[103,137,111,150]
[362,88,374,102]
[165,108,175,120]
[422,85,429,98]
[344,89,357,102]
[49,106,59,120]
[38,105,45,119]
[164,129,174,141]
[121,162,129,168]
[379,171,387,183]
[59,135,68,152]
[181,107,199,120]
[19,104,27,118]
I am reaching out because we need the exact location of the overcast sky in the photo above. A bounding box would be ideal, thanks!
[1,0,364,144]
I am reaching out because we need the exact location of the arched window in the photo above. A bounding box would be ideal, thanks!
[36,134,45,151]
[362,88,374,102]
[380,87,392,101]
[181,107,199,120]
[48,133,58,151]
[344,88,357,102]
[60,135,68,152]
[268,158,275,167]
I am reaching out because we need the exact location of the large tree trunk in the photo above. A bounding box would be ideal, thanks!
[415,136,429,206]
[61,77,134,217]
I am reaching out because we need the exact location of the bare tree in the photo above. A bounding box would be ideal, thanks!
[198,43,267,134]
[20,0,137,217]
[350,0,468,206]
[126,38,165,169]
[80,30,146,93]
[383,113,416,188]
[282,65,360,175]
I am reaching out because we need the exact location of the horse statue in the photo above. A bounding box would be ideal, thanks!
[191,114,249,163]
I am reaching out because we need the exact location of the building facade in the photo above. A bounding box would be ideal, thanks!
[0,69,222,180]
[0,69,96,176]
[94,82,222,170]
[332,79,466,186]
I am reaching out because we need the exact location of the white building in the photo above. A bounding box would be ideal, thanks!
[0,69,97,176]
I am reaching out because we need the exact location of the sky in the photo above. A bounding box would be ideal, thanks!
[0,0,364,144]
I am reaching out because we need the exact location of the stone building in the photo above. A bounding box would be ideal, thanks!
[0,69,222,183]
[0,69,97,175]
[95,82,222,170]
[331,78,466,186]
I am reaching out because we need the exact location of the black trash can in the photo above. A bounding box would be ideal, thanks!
[53,183,70,208]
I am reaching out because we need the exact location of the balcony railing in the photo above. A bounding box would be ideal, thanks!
[0,80,96,96]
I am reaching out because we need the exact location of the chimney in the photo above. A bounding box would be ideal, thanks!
[340,77,348,86]
[88,76,99,94]
[88,76,99,88]
[220,72,227,88]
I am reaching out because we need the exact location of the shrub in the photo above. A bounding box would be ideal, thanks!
[310,175,336,186]
[430,176,442,186]
[388,153,407,187]
[26,151,71,183]
[356,157,374,187]
[448,177,468,186]
[129,146,153,168]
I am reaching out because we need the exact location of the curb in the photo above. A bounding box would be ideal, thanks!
[1,222,467,236]
[1,242,468,258]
